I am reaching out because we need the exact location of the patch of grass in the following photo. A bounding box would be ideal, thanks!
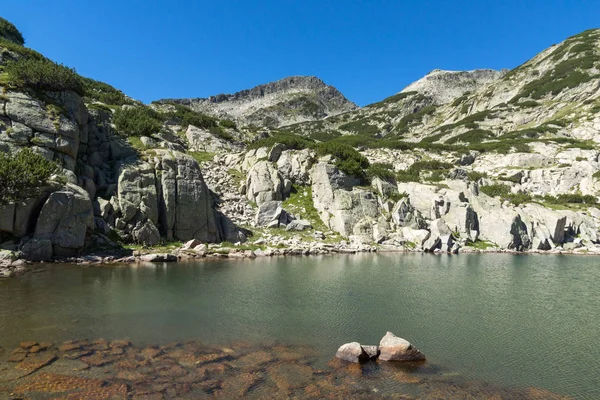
[189,151,215,164]
[467,240,497,250]
[282,185,327,231]
[479,183,511,198]
[437,109,495,133]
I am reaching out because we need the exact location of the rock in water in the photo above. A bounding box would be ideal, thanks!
[335,342,369,363]
[361,345,380,360]
[378,332,425,361]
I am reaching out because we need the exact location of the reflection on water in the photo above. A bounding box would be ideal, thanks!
[0,253,599,398]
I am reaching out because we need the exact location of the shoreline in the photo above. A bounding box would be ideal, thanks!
[3,242,599,279]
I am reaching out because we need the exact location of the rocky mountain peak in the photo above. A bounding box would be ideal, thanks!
[400,68,506,104]
[157,76,357,128]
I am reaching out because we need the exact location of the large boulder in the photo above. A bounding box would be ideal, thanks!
[154,150,222,242]
[113,150,225,244]
[185,125,240,153]
[246,160,284,205]
[378,332,426,362]
[31,184,94,257]
[276,149,316,184]
[254,200,294,228]
[390,197,427,229]
[310,163,378,240]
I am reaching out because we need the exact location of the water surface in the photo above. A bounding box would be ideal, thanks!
[0,253,598,398]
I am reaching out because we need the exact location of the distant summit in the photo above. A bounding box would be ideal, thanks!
[400,69,506,105]
[157,76,357,128]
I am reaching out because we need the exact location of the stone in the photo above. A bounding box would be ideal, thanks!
[21,238,53,261]
[140,253,177,262]
[285,219,312,231]
[361,345,380,360]
[246,160,284,205]
[335,342,369,363]
[378,332,426,362]
[33,184,94,254]
[182,239,203,250]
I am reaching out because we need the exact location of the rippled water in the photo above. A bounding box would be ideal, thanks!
[0,253,599,398]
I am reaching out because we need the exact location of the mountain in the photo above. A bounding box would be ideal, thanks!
[3,17,600,274]
[156,76,357,128]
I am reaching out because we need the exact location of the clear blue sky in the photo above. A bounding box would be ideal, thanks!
[3,1,598,106]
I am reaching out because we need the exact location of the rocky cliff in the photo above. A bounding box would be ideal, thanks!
[2,18,600,275]
[157,76,358,128]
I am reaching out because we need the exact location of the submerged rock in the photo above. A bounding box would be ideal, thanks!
[378,331,426,362]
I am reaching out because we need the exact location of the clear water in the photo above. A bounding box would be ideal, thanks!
[0,253,598,399]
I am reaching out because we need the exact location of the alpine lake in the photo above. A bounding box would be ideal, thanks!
[0,253,598,399]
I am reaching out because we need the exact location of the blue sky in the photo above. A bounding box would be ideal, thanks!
[2,1,598,106]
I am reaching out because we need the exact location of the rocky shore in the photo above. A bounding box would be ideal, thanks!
[0,338,571,399]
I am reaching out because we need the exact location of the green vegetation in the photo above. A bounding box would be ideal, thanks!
[593,170,600,180]
[82,77,135,106]
[367,162,396,182]
[467,171,488,182]
[467,240,497,250]
[339,118,379,136]
[396,105,436,133]
[451,92,471,107]
[445,129,494,144]
[0,17,24,45]
[4,58,84,95]
[219,119,237,130]
[282,185,327,231]
[113,106,163,137]
[0,148,59,203]
[541,193,598,205]
[436,110,495,133]
[189,151,215,164]
[396,160,453,183]
[315,141,370,180]
[479,183,533,205]
[367,91,418,107]
[248,131,314,151]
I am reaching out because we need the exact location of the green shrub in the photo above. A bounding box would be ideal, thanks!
[542,193,598,205]
[467,171,488,181]
[113,106,163,137]
[4,58,84,95]
[0,17,24,45]
[0,38,44,60]
[247,132,313,150]
[395,160,453,183]
[339,118,379,136]
[315,141,370,179]
[82,77,134,106]
[396,105,436,133]
[219,119,237,130]
[445,129,494,144]
[593,170,600,180]
[367,162,395,182]
[0,149,59,203]
[479,183,511,198]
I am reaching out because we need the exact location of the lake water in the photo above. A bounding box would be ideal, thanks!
[0,253,598,399]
